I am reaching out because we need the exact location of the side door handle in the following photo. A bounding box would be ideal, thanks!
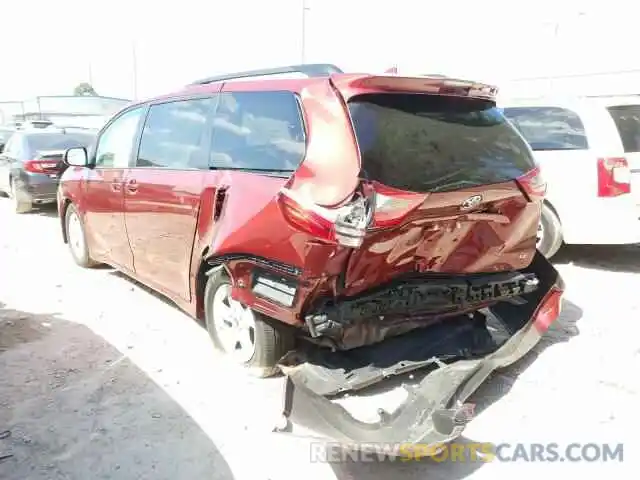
[125,178,138,194]
[110,179,122,193]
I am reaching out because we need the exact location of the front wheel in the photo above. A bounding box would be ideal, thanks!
[204,271,295,378]
[65,204,98,268]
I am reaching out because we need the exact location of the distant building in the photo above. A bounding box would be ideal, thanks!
[1,95,131,128]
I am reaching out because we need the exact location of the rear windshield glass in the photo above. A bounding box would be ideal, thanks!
[502,106,588,151]
[348,94,536,193]
[606,104,640,153]
[26,132,95,153]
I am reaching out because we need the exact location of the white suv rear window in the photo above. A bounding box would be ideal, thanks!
[503,106,588,151]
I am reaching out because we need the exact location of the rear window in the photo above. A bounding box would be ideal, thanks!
[502,106,588,151]
[26,132,95,153]
[606,104,640,153]
[348,94,536,193]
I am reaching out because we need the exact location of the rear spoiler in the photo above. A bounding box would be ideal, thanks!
[187,64,498,101]
[331,74,499,101]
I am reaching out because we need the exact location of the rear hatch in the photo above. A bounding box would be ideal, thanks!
[605,103,640,204]
[338,85,543,292]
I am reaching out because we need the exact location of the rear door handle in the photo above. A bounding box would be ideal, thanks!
[110,179,122,192]
[125,178,138,194]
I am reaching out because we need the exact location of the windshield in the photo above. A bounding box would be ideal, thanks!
[26,132,95,153]
[348,94,536,193]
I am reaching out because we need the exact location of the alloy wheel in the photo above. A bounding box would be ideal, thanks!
[211,284,257,363]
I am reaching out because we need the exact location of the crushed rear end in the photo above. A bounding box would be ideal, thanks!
[208,72,561,447]
[275,251,563,448]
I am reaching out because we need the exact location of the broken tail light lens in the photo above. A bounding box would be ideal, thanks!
[278,188,372,248]
[597,157,630,197]
[516,166,547,201]
[533,286,563,333]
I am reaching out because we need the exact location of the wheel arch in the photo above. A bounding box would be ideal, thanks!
[60,198,73,243]
[194,247,233,322]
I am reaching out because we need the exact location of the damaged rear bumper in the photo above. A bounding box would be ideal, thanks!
[275,252,563,448]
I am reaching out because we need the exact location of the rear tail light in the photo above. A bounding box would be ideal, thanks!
[533,286,563,333]
[516,166,547,201]
[278,188,372,248]
[24,159,59,174]
[597,157,630,197]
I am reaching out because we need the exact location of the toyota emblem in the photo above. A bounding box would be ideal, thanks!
[460,194,483,210]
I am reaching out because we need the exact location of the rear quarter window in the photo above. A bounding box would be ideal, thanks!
[209,91,305,173]
[348,94,536,193]
[502,106,588,151]
[606,104,640,153]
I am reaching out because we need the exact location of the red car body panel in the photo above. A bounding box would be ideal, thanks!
[58,72,542,334]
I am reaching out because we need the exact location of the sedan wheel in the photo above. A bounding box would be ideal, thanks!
[10,179,32,214]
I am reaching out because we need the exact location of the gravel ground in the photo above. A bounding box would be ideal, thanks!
[0,199,638,479]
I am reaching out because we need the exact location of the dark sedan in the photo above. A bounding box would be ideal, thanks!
[0,128,95,213]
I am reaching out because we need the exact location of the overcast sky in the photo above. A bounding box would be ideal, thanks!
[1,0,635,101]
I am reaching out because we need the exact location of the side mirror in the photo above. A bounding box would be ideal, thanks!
[0,143,5,154]
[64,147,89,167]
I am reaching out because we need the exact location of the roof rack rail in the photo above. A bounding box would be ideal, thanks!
[189,63,344,86]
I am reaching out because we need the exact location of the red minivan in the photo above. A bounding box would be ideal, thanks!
[58,64,563,448]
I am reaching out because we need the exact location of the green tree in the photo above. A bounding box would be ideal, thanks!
[73,82,98,96]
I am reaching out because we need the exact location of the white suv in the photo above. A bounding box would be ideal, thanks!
[501,95,640,258]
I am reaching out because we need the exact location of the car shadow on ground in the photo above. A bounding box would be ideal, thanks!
[103,266,584,479]
[33,204,59,218]
[0,302,235,480]
[327,298,583,480]
[553,244,640,273]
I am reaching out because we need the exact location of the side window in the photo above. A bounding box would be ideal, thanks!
[136,98,214,169]
[4,135,24,158]
[607,105,640,153]
[210,91,305,171]
[95,107,144,168]
[503,106,588,151]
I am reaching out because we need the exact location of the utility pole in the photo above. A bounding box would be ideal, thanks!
[132,40,139,100]
[301,0,310,64]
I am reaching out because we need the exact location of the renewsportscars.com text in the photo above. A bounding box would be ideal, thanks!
[310,442,624,463]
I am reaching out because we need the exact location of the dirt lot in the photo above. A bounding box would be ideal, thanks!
[1,199,638,479]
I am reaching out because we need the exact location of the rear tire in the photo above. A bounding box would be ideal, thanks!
[10,179,32,214]
[65,204,98,268]
[537,203,563,259]
[204,270,295,378]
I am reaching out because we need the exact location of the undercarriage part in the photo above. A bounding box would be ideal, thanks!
[304,270,539,350]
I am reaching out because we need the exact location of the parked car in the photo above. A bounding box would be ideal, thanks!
[501,95,640,258]
[58,64,563,448]
[0,128,95,213]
